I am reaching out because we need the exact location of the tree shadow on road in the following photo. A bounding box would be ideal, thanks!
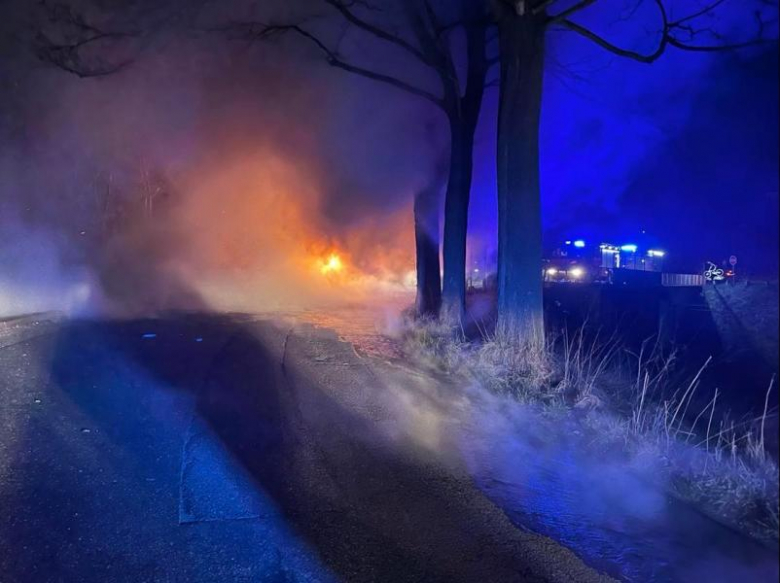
[17,309,604,583]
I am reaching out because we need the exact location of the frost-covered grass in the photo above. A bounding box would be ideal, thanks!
[399,315,779,543]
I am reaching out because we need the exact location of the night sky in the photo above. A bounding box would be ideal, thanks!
[469,16,778,276]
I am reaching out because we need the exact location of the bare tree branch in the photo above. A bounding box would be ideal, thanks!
[327,52,445,105]
[422,0,443,33]
[546,0,599,22]
[222,21,445,108]
[668,0,728,27]
[399,0,459,92]
[531,0,558,15]
[35,39,135,77]
[34,2,139,77]
[323,0,439,68]
[666,33,771,53]
[558,17,667,63]
[218,2,496,117]
[559,0,774,65]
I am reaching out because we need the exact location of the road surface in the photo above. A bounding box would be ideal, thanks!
[0,312,612,583]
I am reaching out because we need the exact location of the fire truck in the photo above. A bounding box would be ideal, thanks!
[472,239,724,290]
[543,240,667,284]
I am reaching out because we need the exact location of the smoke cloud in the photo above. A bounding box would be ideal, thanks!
[0,1,445,317]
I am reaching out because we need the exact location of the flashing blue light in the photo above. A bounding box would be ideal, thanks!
[573,240,586,248]
[620,244,638,252]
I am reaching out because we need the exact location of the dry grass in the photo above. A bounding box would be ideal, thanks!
[399,316,780,542]
[617,369,779,541]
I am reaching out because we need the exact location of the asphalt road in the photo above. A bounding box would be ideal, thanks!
[0,313,612,583]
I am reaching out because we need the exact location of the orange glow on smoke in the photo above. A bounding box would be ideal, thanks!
[170,151,416,310]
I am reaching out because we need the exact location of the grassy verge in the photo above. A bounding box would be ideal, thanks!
[399,315,779,543]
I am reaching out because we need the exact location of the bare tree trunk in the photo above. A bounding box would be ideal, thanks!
[414,179,442,317]
[414,115,451,317]
[441,117,476,320]
[440,22,488,321]
[495,8,546,338]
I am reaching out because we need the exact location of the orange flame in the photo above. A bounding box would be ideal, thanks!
[319,253,344,275]
[171,152,416,310]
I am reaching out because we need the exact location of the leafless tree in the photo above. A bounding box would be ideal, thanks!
[221,0,498,318]
[490,0,776,337]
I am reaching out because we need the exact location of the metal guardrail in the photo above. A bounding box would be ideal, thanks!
[661,273,705,287]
